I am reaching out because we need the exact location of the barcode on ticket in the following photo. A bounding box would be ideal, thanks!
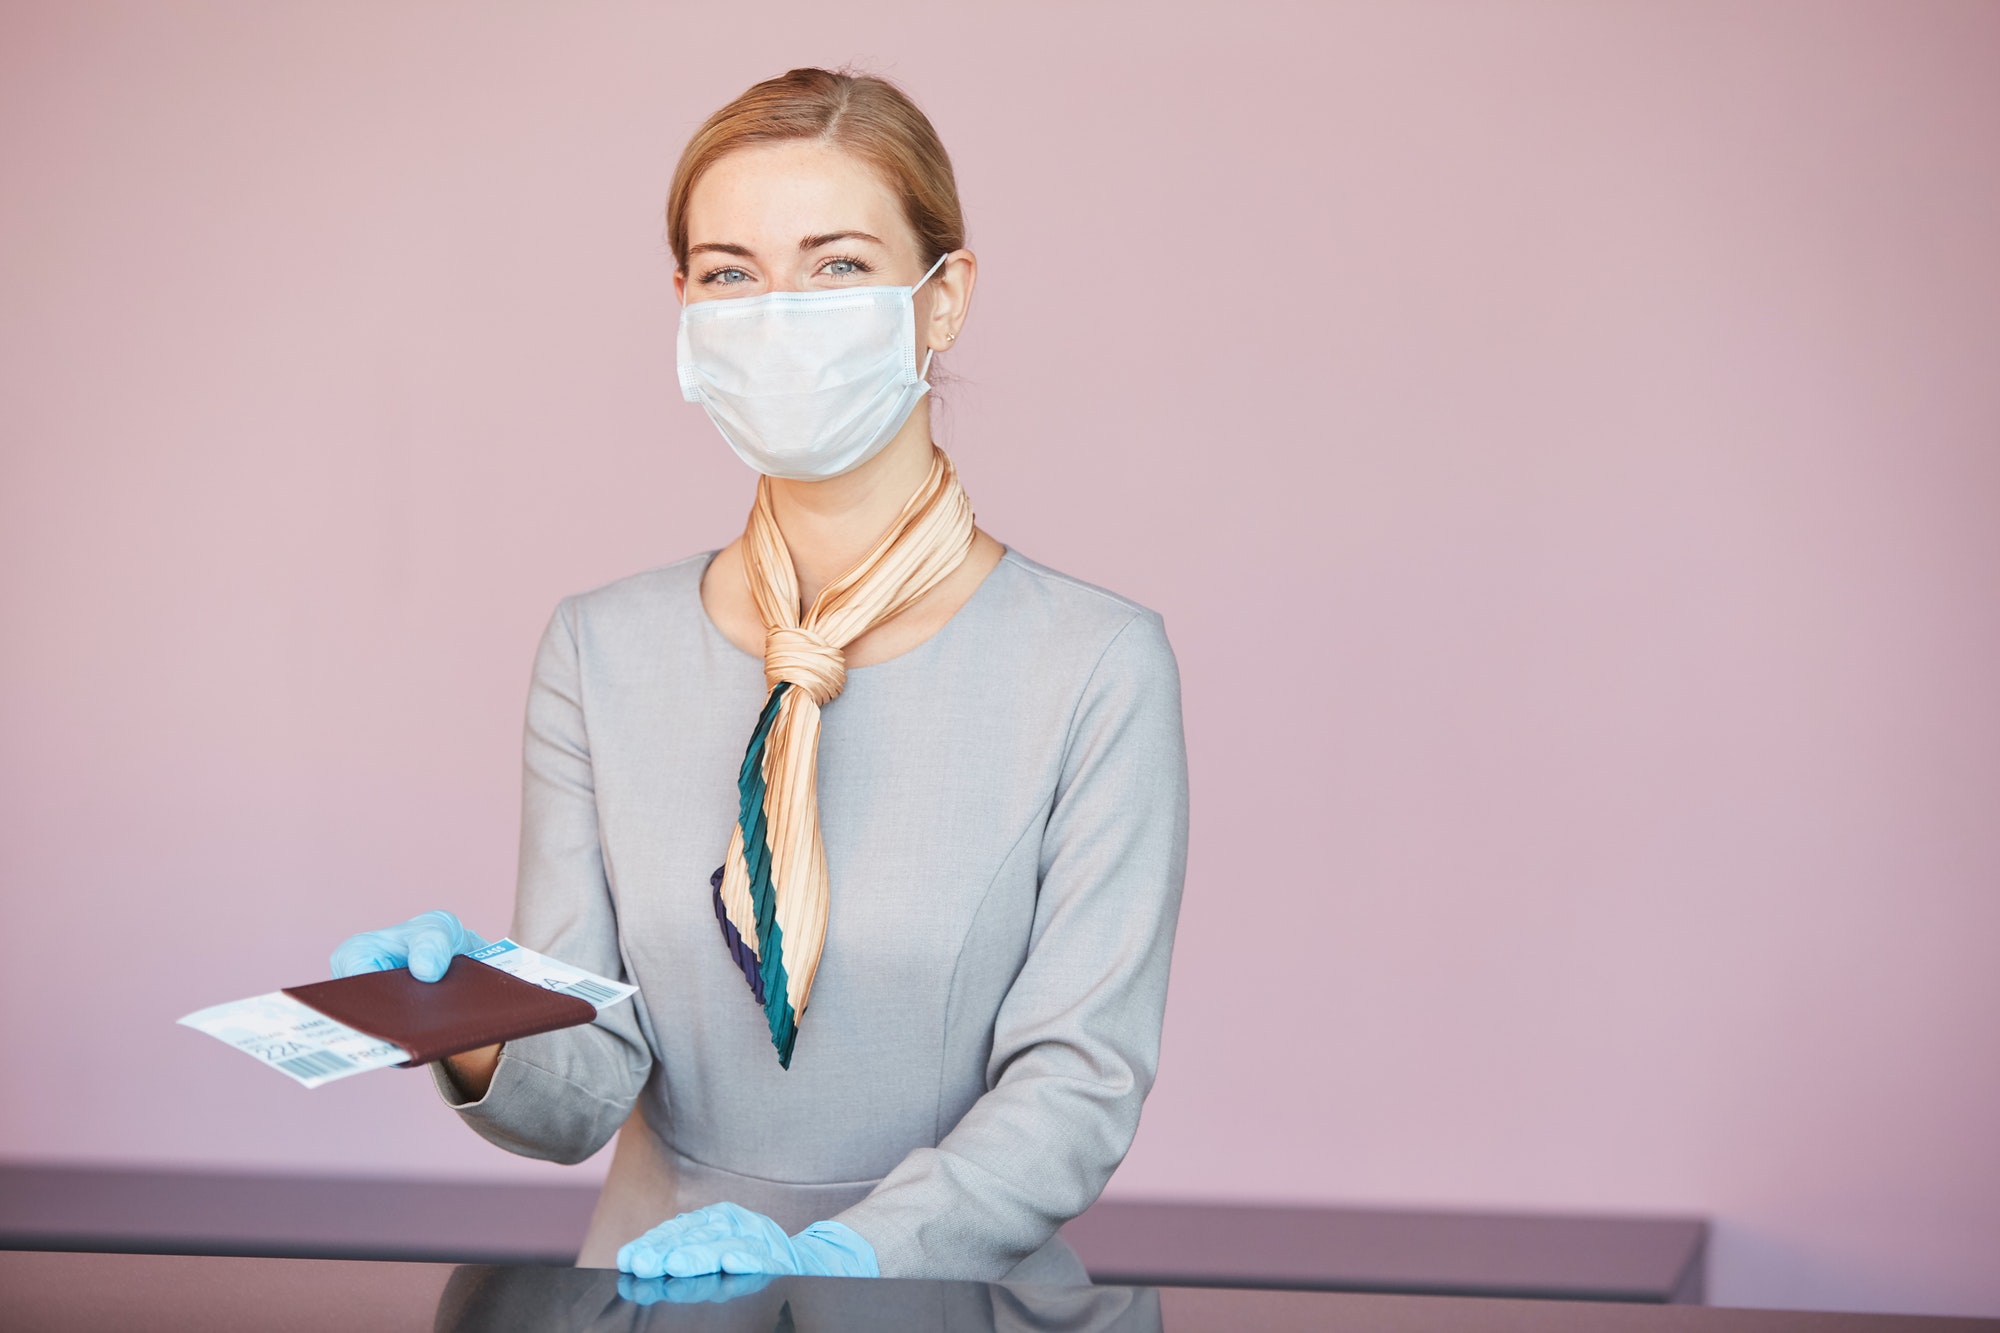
[562,978,621,1005]
[464,938,635,1011]
[274,1050,356,1079]
[179,992,411,1089]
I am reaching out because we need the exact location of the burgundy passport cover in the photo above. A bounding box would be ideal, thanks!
[282,956,596,1066]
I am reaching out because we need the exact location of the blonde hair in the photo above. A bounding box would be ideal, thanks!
[667,68,964,272]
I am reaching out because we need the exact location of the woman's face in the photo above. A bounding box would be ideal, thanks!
[675,139,970,355]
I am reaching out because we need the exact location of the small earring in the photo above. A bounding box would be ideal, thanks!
[946,333,957,343]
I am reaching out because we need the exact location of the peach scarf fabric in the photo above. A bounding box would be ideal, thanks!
[711,447,975,1066]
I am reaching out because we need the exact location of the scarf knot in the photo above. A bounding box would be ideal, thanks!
[764,625,846,705]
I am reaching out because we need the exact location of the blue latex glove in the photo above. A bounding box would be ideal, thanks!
[616,1202,878,1280]
[329,910,491,983]
[617,1272,773,1306]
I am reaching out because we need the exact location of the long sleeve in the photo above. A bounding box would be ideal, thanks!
[431,597,654,1163]
[832,611,1190,1278]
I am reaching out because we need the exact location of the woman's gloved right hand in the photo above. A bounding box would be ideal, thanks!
[330,910,491,983]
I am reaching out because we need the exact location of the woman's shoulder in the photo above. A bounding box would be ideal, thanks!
[561,551,711,611]
[541,551,716,645]
[979,552,1183,756]
[993,548,1153,620]
[983,548,1177,678]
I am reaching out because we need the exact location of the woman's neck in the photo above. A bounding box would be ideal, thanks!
[765,419,936,610]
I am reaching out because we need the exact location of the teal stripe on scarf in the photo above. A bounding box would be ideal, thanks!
[735,682,800,1066]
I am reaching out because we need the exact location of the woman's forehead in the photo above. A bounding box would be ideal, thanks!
[687,141,911,253]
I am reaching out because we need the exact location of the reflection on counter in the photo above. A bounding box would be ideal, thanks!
[435,1266,1162,1333]
[5,1252,1984,1333]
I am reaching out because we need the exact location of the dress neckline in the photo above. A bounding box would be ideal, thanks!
[692,546,1015,679]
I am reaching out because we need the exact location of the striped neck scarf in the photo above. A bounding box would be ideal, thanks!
[711,447,975,1067]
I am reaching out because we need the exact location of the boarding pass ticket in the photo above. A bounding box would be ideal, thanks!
[176,940,636,1090]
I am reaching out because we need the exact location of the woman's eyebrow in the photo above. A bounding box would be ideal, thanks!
[687,241,755,258]
[799,230,884,251]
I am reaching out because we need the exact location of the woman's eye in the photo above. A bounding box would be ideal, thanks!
[700,267,752,285]
[820,256,871,278]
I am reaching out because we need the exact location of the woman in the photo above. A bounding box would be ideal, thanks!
[332,67,1188,1286]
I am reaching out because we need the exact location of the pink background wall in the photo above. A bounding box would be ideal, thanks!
[3,0,1996,1317]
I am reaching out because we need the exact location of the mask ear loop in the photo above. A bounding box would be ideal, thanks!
[914,251,951,380]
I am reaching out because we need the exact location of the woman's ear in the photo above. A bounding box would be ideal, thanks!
[925,250,977,353]
[672,267,688,305]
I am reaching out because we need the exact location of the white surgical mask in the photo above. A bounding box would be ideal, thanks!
[677,253,948,480]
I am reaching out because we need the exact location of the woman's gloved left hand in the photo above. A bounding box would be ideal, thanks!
[616,1273,773,1306]
[615,1202,878,1280]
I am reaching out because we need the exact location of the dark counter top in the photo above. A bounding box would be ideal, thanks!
[1063,1197,1707,1301]
[3,1251,1993,1333]
[0,1164,1709,1302]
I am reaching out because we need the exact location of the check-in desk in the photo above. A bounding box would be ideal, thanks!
[0,1165,1710,1303]
[4,1251,1994,1333]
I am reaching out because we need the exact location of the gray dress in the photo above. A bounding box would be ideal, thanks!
[435,548,1189,1282]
